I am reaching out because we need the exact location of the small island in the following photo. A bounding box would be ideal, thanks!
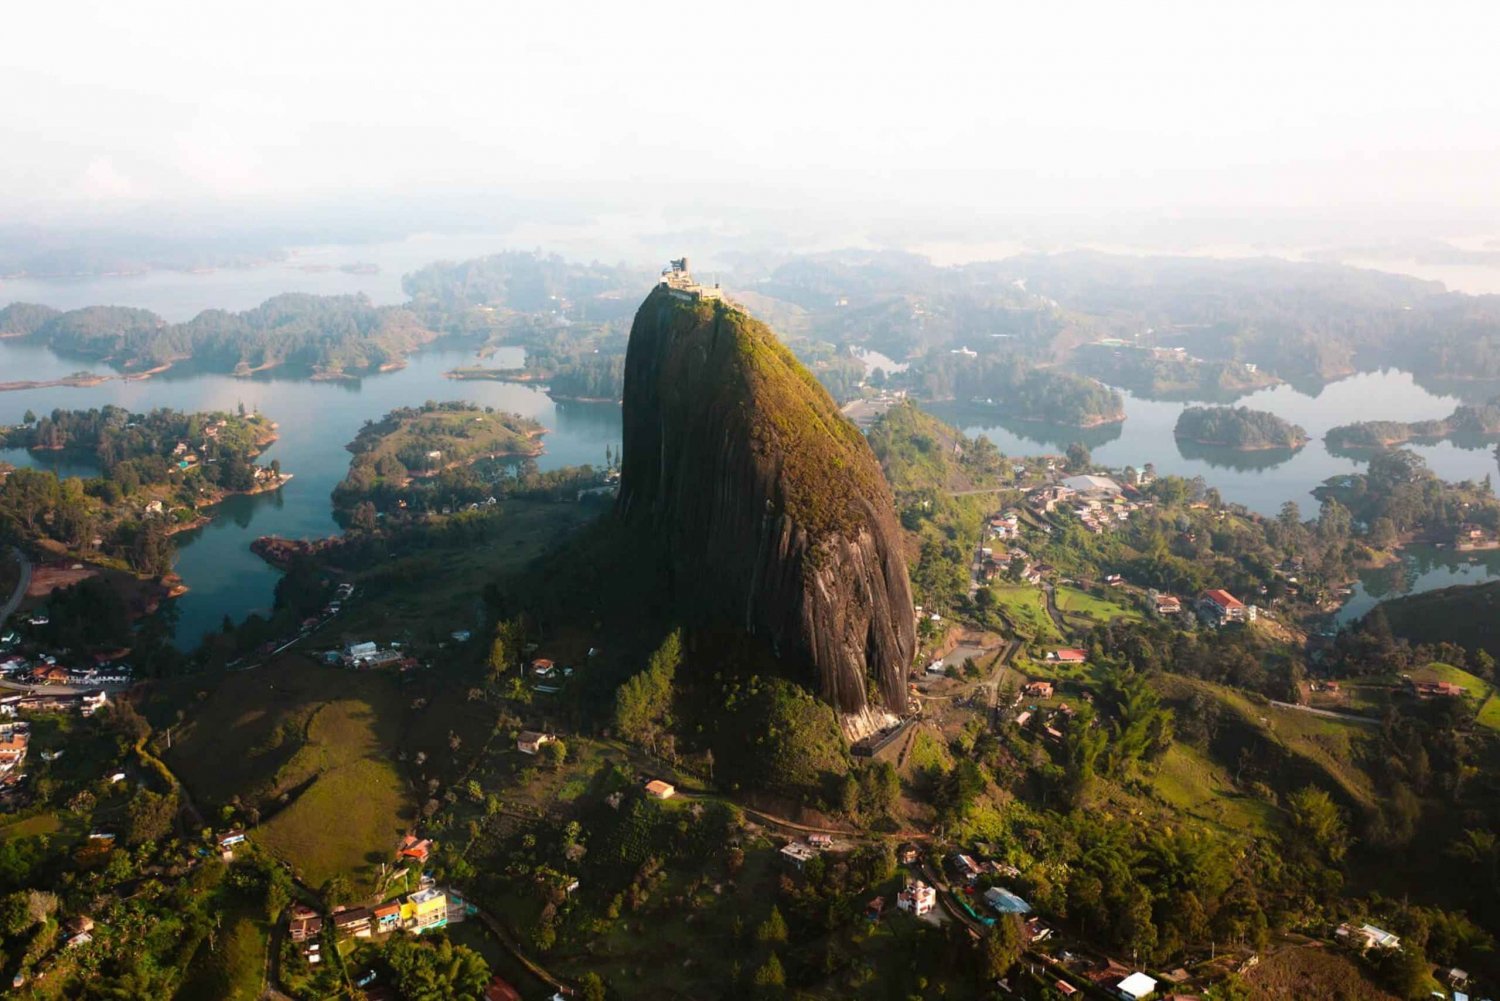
[1325,400,1500,450]
[330,401,548,519]
[1173,405,1308,450]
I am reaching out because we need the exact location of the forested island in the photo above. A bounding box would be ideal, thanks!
[1325,399,1500,449]
[0,295,438,380]
[330,401,558,522]
[0,405,288,579]
[1174,405,1307,450]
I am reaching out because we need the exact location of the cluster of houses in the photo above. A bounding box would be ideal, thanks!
[0,689,109,718]
[329,885,459,940]
[979,546,1050,586]
[0,652,130,689]
[987,510,1022,542]
[1028,475,1148,534]
[0,724,28,784]
[1010,677,1085,740]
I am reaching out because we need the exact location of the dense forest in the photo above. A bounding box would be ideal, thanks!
[6,294,437,378]
[1315,448,1500,542]
[906,352,1125,426]
[1173,405,1307,449]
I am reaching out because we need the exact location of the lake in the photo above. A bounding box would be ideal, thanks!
[947,370,1499,518]
[1334,543,1500,625]
[4,293,1499,643]
[946,369,1500,618]
[0,339,620,650]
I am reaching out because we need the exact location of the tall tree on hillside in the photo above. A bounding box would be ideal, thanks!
[614,629,682,754]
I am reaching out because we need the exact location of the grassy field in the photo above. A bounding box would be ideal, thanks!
[1054,585,1141,625]
[173,901,270,1001]
[257,757,408,892]
[990,584,1063,643]
[162,658,412,893]
[1156,675,1379,813]
[1479,692,1500,731]
[1151,743,1278,836]
[1411,660,1495,694]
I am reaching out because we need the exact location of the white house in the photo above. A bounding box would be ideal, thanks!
[896,881,936,916]
[1115,972,1157,1001]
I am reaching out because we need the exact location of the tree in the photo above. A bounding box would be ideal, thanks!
[350,500,379,534]
[321,873,352,908]
[578,972,606,1001]
[978,914,1023,980]
[614,629,681,753]
[21,410,35,425]
[540,738,568,768]
[384,935,491,1001]
[1065,441,1091,471]
[123,788,177,847]
[1286,786,1350,863]
[752,952,785,996]
[756,905,788,944]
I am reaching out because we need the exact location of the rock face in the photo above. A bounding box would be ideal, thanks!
[617,286,915,725]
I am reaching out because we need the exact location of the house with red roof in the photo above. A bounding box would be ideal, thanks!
[1197,588,1252,625]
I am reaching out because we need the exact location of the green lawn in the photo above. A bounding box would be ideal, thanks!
[0,813,64,840]
[1478,693,1500,732]
[989,585,1063,643]
[1054,585,1141,624]
[257,757,408,894]
[1410,662,1498,730]
[164,659,413,895]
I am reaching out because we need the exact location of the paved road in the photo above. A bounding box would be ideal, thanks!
[0,547,31,629]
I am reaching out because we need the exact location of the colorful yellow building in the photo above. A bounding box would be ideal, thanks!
[400,888,448,933]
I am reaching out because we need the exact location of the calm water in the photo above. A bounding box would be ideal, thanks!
[0,340,619,650]
[947,369,1500,617]
[948,370,1499,518]
[5,316,1499,642]
[1334,544,1500,625]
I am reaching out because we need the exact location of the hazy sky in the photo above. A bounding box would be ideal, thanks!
[5,0,1499,219]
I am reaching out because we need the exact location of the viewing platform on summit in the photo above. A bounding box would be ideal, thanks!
[659,256,725,302]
